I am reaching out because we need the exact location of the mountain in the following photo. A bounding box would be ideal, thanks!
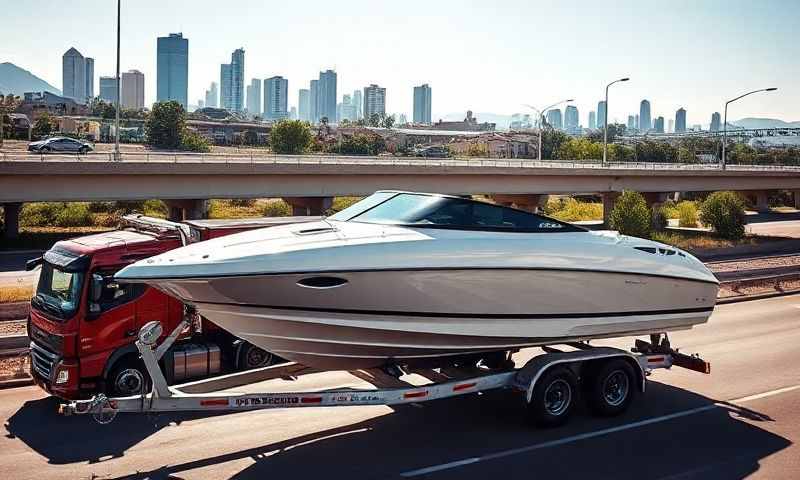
[731,117,800,129]
[0,62,61,96]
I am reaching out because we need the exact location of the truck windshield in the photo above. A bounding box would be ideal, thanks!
[32,262,84,320]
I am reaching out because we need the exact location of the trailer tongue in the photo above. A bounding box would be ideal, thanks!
[60,318,710,428]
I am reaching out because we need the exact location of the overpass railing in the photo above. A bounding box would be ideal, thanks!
[2,151,800,172]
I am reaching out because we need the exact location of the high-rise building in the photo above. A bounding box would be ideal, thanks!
[204,82,218,108]
[156,33,188,108]
[220,64,232,110]
[639,100,651,132]
[588,111,596,129]
[230,48,245,112]
[317,70,337,123]
[627,115,635,130]
[246,78,261,115]
[546,109,563,130]
[99,76,118,103]
[298,89,310,122]
[635,114,639,130]
[413,84,432,124]
[352,89,363,120]
[62,47,88,102]
[710,112,721,132]
[290,106,297,120]
[85,58,94,99]
[198,100,205,109]
[564,105,579,133]
[597,101,607,129]
[654,116,665,133]
[675,108,687,133]
[338,94,356,122]
[309,80,319,122]
[120,69,145,109]
[364,84,386,119]
[264,76,289,120]
[668,119,674,133]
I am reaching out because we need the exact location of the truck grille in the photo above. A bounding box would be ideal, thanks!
[30,341,59,381]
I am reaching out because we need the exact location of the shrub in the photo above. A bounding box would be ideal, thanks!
[677,201,699,228]
[20,202,63,227]
[270,120,313,154]
[652,206,668,231]
[54,203,93,227]
[142,199,168,218]
[87,201,115,213]
[262,199,291,217]
[545,197,603,222]
[609,191,651,238]
[700,191,747,240]
[660,199,678,218]
[181,129,211,153]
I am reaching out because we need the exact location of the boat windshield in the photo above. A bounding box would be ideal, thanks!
[328,192,586,232]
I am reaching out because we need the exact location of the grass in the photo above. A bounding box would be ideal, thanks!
[544,197,603,222]
[652,230,759,250]
[207,199,291,219]
[0,285,34,303]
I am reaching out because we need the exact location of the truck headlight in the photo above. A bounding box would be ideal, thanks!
[55,369,69,385]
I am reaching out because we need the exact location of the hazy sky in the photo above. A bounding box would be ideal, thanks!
[3,0,798,125]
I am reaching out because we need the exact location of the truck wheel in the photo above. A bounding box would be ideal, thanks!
[584,359,636,417]
[108,359,151,397]
[237,342,276,370]
[526,366,577,428]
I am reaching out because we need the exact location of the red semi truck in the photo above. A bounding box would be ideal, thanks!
[26,214,319,399]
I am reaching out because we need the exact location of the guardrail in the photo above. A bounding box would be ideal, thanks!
[3,150,800,171]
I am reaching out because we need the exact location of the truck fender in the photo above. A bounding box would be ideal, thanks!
[102,344,142,380]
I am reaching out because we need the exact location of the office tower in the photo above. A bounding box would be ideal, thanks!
[220,64,232,110]
[364,84,386,118]
[635,114,639,129]
[338,94,356,122]
[413,84,432,124]
[290,106,297,120]
[156,33,189,108]
[627,115,635,130]
[397,113,408,125]
[120,69,145,109]
[246,78,261,115]
[298,89,310,122]
[219,49,245,112]
[588,111,596,129]
[675,108,687,133]
[317,70,337,122]
[692,124,702,132]
[309,80,319,122]
[264,76,289,120]
[654,116,665,133]
[84,58,94,99]
[546,109,563,130]
[564,105,579,133]
[597,101,607,129]
[99,76,118,103]
[62,48,87,102]
[639,99,651,132]
[198,100,205,109]
[668,119,674,133]
[353,89,363,120]
[710,112,721,132]
[204,82,218,108]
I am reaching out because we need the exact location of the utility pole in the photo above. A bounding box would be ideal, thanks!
[114,0,121,160]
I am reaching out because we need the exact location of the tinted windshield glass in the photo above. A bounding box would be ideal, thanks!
[327,192,393,221]
[34,262,84,320]
[337,192,584,232]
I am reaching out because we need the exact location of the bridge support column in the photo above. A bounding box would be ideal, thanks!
[753,191,770,214]
[2,203,21,240]
[164,199,209,221]
[283,197,333,216]
[643,192,668,230]
[490,194,547,212]
[794,191,800,210]
[602,192,620,228]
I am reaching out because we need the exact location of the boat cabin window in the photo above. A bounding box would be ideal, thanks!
[331,192,585,232]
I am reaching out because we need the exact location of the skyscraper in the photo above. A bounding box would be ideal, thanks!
[338,94,356,122]
[639,100,651,132]
[654,116,665,133]
[264,76,289,121]
[298,89,310,122]
[635,114,639,130]
[413,84,432,124]
[309,80,319,122]
[246,78,261,115]
[675,108,687,133]
[564,105,579,133]
[156,33,188,108]
[317,70,337,123]
[62,47,87,102]
[710,112,721,132]
[364,84,386,119]
[588,111,596,129]
[84,57,94,99]
[597,101,607,129]
[546,109,563,130]
[353,89,363,120]
[627,115,635,130]
[231,48,245,112]
[204,82,218,108]
[220,64,232,110]
[668,119,674,133]
[99,76,118,103]
[121,69,145,109]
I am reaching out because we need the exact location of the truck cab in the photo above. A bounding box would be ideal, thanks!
[28,215,320,399]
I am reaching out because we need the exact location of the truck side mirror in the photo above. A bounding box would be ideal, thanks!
[26,257,43,271]
[91,274,105,302]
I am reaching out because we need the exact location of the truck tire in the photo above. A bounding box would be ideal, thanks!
[583,358,636,417]
[107,358,151,397]
[237,342,277,370]
[526,366,577,428]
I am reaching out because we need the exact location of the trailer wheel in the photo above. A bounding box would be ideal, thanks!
[237,342,277,370]
[107,359,151,397]
[527,367,577,428]
[584,359,636,417]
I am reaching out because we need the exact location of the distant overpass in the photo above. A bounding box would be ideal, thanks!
[620,127,800,141]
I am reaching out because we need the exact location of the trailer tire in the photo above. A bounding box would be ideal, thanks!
[107,358,151,397]
[236,342,277,370]
[583,359,636,417]
[526,366,577,428]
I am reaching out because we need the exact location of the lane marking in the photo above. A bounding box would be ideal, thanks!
[400,383,800,478]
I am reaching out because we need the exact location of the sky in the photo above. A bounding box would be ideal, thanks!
[3,0,799,126]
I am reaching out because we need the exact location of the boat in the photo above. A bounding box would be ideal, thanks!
[115,191,720,370]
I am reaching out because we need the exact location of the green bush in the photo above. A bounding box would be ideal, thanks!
[270,120,313,154]
[142,199,168,217]
[181,129,211,153]
[652,206,668,231]
[677,201,699,228]
[544,197,603,222]
[20,202,63,227]
[54,203,93,227]
[87,201,116,213]
[609,191,651,238]
[262,199,291,217]
[700,191,747,239]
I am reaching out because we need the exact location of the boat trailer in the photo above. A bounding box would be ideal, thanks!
[59,320,710,427]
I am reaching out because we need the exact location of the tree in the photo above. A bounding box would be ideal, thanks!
[586,123,626,143]
[700,191,746,240]
[609,190,652,238]
[381,115,395,129]
[367,113,382,127]
[0,94,22,146]
[540,128,570,159]
[145,101,186,149]
[32,112,55,139]
[270,119,313,154]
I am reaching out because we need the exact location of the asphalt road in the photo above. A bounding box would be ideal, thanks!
[1,295,799,479]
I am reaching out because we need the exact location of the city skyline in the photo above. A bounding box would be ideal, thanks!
[3,1,797,125]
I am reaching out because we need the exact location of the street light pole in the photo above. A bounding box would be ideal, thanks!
[602,77,629,165]
[721,87,777,170]
[114,0,121,160]
[525,99,573,161]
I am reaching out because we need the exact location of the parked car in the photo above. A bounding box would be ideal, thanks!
[28,137,94,154]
